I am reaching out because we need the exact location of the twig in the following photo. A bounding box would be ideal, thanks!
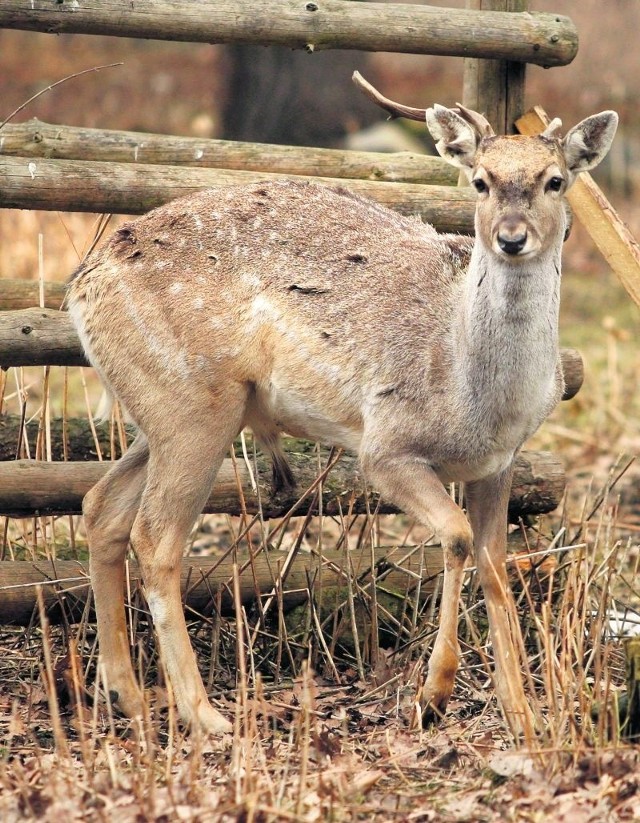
[0,63,123,131]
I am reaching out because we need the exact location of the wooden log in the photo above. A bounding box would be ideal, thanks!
[0,1,578,67]
[516,107,640,310]
[0,545,445,627]
[0,415,131,462]
[0,155,476,232]
[0,417,568,521]
[463,0,528,134]
[0,309,89,368]
[559,347,584,401]
[0,448,564,521]
[0,119,457,186]
[0,279,67,311]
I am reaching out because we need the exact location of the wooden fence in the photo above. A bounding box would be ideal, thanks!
[0,0,579,621]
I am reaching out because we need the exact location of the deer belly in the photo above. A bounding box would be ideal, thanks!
[253,382,363,453]
[435,450,515,484]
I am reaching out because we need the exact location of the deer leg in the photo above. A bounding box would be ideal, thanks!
[361,451,472,724]
[83,433,150,718]
[465,466,535,740]
[129,398,247,735]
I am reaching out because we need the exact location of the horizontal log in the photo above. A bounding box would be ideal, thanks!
[0,279,66,311]
[0,309,89,368]
[0,448,564,521]
[0,309,585,401]
[0,2,578,67]
[0,119,457,186]
[0,155,476,231]
[0,544,444,626]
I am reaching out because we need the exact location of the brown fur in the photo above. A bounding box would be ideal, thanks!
[66,97,617,739]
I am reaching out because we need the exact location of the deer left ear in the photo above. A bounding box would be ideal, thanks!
[563,111,618,176]
[426,105,483,170]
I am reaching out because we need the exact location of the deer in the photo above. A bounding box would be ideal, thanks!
[66,73,617,739]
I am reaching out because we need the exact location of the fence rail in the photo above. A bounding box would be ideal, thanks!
[0,1,577,66]
[0,449,564,520]
[0,155,477,229]
[0,119,457,185]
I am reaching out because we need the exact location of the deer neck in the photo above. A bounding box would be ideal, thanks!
[453,240,562,435]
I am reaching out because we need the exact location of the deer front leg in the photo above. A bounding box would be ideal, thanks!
[361,451,472,724]
[466,465,535,741]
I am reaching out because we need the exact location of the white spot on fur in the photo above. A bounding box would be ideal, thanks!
[193,297,204,309]
[241,272,261,288]
[250,294,278,319]
[169,282,183,294]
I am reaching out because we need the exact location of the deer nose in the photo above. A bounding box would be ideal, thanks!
[497,227,528,256]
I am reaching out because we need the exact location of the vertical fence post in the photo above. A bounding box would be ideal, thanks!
[462,0,528,134]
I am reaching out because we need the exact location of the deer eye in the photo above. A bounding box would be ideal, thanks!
[472,178,488,194]
[546,176,564,193]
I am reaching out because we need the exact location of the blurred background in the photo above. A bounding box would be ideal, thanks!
[0,0,638,485]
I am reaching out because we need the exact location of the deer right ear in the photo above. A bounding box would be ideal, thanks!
[562,111,619,177]
[425,105,480,170]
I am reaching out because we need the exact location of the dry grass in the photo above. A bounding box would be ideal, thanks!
[0,478,639,821]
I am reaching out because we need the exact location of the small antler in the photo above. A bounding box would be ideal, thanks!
[541,117,563,140]
[352,71,427,122]
[451,102,495,138]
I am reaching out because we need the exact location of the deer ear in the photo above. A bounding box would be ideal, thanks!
[563,111,618,176]
[425,105,482,169]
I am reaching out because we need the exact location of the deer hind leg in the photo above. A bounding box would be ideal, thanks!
[83,433,150,719]
[360,449,472,725]
[129,390,248,735]
[466,467,535,741]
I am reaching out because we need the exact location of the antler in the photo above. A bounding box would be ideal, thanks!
[352,71,427,122]
[353,72,496,138]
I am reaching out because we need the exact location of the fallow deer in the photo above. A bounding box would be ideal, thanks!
[66,74,617,738]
